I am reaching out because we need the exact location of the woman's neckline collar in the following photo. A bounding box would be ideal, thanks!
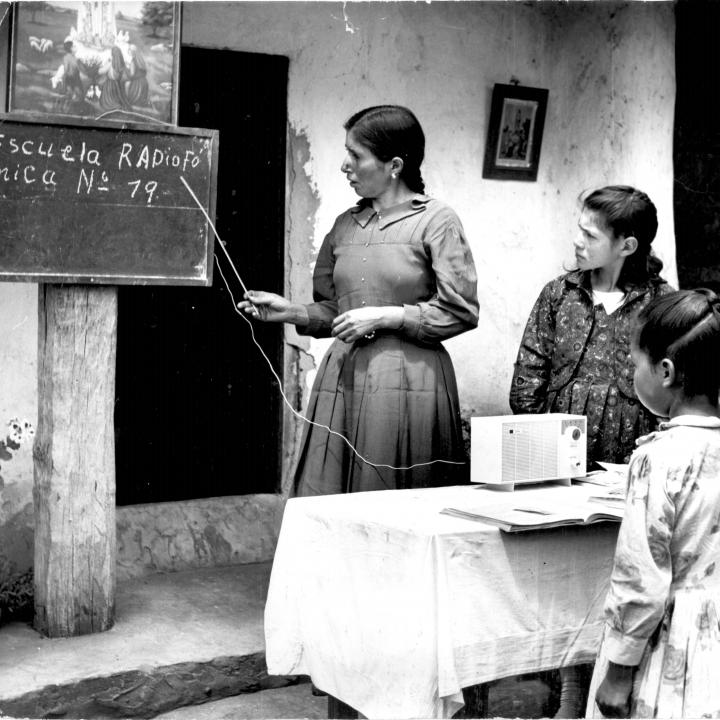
[350,194,430,228]
[353,194,429,212]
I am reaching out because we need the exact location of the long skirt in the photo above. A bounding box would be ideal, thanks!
[292,335,467,496]
[586,588,720,718]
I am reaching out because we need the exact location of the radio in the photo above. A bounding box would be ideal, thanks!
[470,413,587,489]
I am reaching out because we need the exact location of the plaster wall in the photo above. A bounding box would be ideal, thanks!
[184,0,677,476]
[0,285,37,575]
[0,1,677,574]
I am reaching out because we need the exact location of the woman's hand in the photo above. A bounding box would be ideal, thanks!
[331,306,403,343]
[237,290,308,325]
[594,662,634,718]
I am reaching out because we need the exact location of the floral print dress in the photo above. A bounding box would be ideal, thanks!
[586,416,720,718]
[510,271,673,464]
[550,302,649,464]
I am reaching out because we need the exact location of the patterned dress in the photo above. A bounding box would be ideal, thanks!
[510,271,673,464]
[293,194,478,496]
[586,416,720,718]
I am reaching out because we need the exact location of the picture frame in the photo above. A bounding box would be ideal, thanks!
[8,1,181,127]
[482,83,549,181]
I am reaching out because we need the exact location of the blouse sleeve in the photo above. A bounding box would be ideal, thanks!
[601,449,674,666]
[509,283,555,414]
[401,210,479,343]
[299,231,339,338]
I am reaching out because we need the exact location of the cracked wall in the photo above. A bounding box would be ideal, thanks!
[0,284,38,574]
[184,0,676,418]
[116,495,285,580]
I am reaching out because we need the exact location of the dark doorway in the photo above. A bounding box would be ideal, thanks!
[674,0,720,292]
[115,48,288,505]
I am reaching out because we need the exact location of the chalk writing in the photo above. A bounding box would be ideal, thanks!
[118,143,202,173]
[127,178,158,204]
[0,122,212,208]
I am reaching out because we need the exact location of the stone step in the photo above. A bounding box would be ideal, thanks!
[0,563,283,718]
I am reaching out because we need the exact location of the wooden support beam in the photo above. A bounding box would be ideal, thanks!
[33,284,117,637]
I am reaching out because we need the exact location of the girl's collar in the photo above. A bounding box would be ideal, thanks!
[659,415,720,429]
[566,270,657,300]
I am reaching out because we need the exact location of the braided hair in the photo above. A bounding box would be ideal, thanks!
[581,185,664,287]
[344,105,426,193]
[636,288,720,400]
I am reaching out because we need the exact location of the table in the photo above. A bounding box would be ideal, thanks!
[264,484,619,719]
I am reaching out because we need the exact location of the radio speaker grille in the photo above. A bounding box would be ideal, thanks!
[501,420,558,483]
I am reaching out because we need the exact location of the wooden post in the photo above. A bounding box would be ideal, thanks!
[33,284,118,637]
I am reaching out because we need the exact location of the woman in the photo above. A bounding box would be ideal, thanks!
[239,105,478,496]
[99,45,132,112]
[126,44,149,107]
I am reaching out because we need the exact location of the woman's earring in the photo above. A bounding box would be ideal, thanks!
[391,173,397,179]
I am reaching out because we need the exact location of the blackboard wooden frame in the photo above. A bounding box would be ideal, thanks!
[0,114,219,286]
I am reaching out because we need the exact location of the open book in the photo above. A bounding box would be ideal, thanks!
[441,496,624,532]
[574,462,629,488]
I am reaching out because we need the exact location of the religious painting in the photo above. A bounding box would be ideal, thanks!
[482,83,548,181]
[8,1,181,126]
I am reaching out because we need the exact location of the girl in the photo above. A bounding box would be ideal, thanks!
[510,185,673,717]
[589,288,720,718]
[510,185,673,467]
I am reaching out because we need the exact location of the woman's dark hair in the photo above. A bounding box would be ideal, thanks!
[344,105,426,193]
[636,288,720,400]
[581,185,663,287]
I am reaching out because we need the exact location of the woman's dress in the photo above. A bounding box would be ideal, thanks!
[126,47,149,107]
[293,195,478,496]
[586,417,720,718]
[100,48,131,112]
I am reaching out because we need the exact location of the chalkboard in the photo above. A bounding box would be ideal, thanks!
[0,116,218,286]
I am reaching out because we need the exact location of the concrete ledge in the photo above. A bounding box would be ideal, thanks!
[117,494,286,580]
[0,653,297,719]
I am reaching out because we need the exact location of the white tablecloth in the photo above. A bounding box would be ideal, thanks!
[264,484,619,719]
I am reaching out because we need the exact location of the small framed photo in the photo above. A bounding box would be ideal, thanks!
[482,83,549,181]
[8,1,181,126]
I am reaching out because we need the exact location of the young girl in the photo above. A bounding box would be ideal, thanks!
[588,288,720,718]
[510,185,674,717]
[510,185,673,466]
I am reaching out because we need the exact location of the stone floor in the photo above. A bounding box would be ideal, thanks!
[154,681,329,720]
[154,675,554,719]
[0,563,275,719]
[0,561,558,719]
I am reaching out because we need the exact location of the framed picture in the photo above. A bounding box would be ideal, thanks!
[8,1,181,126]
[482,83,549,181]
